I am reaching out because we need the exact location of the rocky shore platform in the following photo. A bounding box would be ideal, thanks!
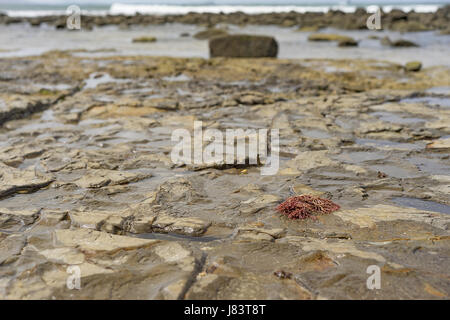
[1,6,450,33]
[0,51,449,299]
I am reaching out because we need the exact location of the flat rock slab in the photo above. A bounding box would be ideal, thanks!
[236,225,285,241]
[54,228,159,252]
[427,137,450,149]
[152,215,211,236]
[74,169,149,188]
[0,208,41,232]
[1,229,200,299]
[0,163,54,198]
[0,52,449,299]
[334,204,450,230]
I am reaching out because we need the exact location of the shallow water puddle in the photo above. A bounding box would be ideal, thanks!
[370,164,421,178]
[371,111,426,124]
[333,150,387,163]
[78,118,109,126]
[40,109,55,121]
[82,124,122,136]
[16,121,66,133]
[407,156,450,175]
[84,73,131,89]
[425,86,450,95]
[130,232,223,242]
[121,88,153,95]
[335,118,360,130]
[18,158,40,170]
[392,197,450,214]
[355,138,424,151]
[112,130,151,143]
[162,74,191,82]
[301,128,332,139]
[401,96,450,108]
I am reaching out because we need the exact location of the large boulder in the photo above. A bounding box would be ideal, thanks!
[209,34,278,58]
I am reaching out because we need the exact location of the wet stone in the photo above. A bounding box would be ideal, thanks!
[0,163,54,199]
[0,50,449,299]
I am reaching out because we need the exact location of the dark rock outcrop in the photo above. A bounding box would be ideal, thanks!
[209,34,278,58]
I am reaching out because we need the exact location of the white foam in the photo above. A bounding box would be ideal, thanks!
[380,5,441,13]
[110,4,331,15]
[109,3,442,15]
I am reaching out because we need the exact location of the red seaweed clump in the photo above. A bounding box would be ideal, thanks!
[276,195,340,220]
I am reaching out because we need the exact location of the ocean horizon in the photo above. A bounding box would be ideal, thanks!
[1,0,449,17]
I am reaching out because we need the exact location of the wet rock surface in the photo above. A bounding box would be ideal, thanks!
[0,51,449,299]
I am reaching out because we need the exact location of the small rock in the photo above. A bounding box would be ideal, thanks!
[286,151,338,172]
[69,211,109,230]
[291,184,325,197]
[281,20,296,27]
[405,61,422,72]
[39,209,68,225]
[297,25,322,32]
[236,231,274,241]
[132,36,157,43]
[194,28,228,40]
[237,94,265,105]
[392,21,430,32]
[439,27,450,35]
[358,121,402,134]
[0,234,26,264]
[381,36,419,47]
[0,208,40,232]
[237,225,285,240]
[126,213,156,234]
[152,215,211,236]
[426,137,450,149]
[101,215,125,234]
[338,38,358,47]
[377,171,388,178]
